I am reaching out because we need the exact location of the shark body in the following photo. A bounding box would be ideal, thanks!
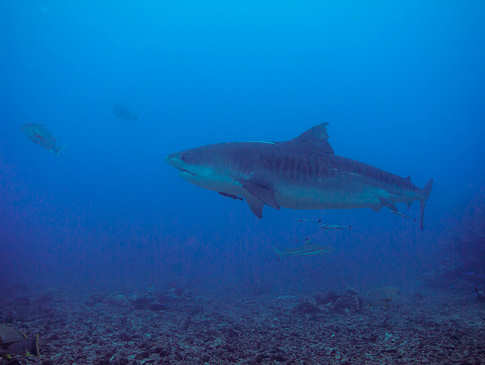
[167,123,433,229]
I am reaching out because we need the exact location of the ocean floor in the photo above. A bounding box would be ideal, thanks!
[1,286,484,364]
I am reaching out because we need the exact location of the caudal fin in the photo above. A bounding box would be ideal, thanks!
[419,179,433,230]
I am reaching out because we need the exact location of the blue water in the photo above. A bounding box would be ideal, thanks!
[2,1,484,299]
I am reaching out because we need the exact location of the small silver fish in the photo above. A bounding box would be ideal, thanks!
[319,223,352,231]
[273,237,334,257]
[297,218,322,223]
[390,209,416,222]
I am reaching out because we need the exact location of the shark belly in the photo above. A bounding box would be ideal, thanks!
[274,176,394,210]
[180,171,245,197]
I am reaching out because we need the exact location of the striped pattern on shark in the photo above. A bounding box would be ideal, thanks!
[167,123,433,230]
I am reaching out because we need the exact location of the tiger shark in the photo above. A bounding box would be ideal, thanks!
[167,123,433,229]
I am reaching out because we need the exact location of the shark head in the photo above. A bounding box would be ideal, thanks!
[166,145,239,191]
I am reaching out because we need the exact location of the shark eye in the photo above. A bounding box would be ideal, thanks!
[180,151,198,164]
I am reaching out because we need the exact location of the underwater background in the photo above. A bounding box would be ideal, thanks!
[2,1,485,364]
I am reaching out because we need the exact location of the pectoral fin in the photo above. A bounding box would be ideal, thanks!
[245,193,264,218]
[240,179,280,209]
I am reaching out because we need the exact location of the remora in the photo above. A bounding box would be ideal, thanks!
[167,123,433,229]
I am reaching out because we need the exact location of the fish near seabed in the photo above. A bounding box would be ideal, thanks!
[319,223,352,231]
[273,245,334,257]
[21,123,63,155]
[273,239,334,257]
[167,123,433,230]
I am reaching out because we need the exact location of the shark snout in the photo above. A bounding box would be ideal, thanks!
[166,153,181,167]
[166,152,196,177]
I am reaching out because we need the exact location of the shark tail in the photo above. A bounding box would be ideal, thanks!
[419,178,433,231]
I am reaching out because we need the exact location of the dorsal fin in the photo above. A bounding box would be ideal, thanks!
[289,123,334,154]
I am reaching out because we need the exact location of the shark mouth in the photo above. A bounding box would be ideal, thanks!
[178,168,196,176]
